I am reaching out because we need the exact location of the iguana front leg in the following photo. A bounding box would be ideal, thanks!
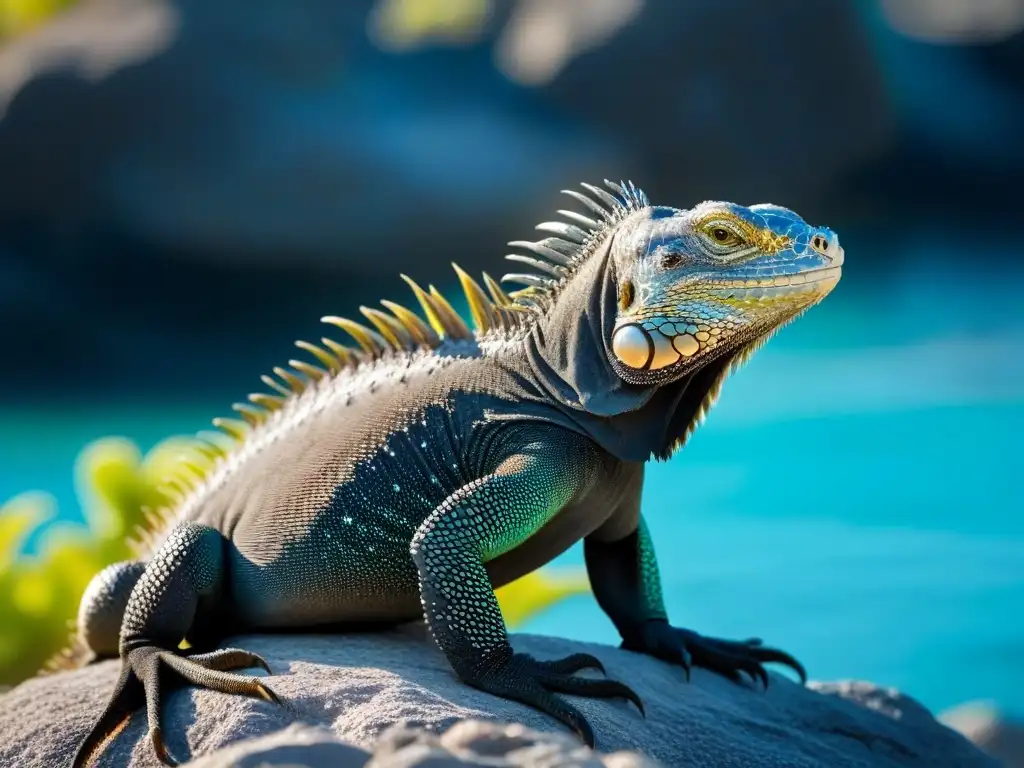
[585,514,807,687]
[411,435,643,747]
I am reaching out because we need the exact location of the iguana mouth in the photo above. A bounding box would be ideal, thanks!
[710,265,841,301]
[612,263,841,373]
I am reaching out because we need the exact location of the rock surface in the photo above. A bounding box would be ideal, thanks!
[0,625,996,767]
[184,719,660,768]
[941,700,1024,768]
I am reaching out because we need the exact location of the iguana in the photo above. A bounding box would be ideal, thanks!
[70,180,843,766]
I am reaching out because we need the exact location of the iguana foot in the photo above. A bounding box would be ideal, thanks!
[623,620,807,688]
[73,645,278,767]
[462,651,643,748]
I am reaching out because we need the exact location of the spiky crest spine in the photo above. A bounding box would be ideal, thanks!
[129,180,649,555]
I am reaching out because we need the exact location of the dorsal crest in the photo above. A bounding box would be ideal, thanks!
[138,180,648,548]
[501,179,648,312]
[215,178,648,441]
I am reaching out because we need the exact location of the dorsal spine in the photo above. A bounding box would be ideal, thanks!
[135,180,649,552]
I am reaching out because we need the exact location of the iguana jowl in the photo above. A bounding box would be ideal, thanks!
[71,180,843,766]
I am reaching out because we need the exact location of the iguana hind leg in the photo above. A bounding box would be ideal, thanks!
[73,523,278,768]
[77,560,147,661]
[411,436,643,748]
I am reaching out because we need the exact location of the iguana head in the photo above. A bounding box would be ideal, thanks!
[607,201,843,386]
[504,180,844,461]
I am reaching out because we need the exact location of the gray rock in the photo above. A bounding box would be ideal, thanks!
[366,719,662,767]
[0,0,606,273]
[0,0,894,396]
[0,625,995,767]
[0,0,886,269]
[185,723,370,768]
[181,718,661,768]
[941,700,1024,768]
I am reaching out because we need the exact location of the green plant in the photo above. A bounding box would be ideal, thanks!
[0,0,77,38]
[0,436,202,685]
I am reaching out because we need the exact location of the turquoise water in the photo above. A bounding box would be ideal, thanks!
[2,268,1022,719]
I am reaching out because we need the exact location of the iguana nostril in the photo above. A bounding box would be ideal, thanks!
[612,324,653,369]
[810,231,842,262]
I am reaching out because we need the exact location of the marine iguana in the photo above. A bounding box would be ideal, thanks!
[71,180,843,766]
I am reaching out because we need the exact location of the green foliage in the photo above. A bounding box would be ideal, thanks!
[0,433,588,687]
[0,0,76,38]
[0,435,202,686]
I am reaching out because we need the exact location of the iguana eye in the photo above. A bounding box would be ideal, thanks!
[706,226,742,247]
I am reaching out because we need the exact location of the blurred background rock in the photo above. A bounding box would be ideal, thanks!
[0,1,1021,757]
[941,701,1024,767]
[4,0,1021,395]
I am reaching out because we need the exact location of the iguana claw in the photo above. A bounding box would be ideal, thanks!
[463,651,643,749]
[622,620,807,689]
[73,645,278,767]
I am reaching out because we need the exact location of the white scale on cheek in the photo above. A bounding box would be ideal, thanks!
[612,324,703,370]
[612,325,653,369]
[673,333,700,357]
[648,327,701,368]
[649,331,681,370]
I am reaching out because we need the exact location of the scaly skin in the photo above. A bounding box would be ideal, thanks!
[71,181,842,766]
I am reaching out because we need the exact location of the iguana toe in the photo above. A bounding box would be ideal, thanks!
[532,652,607,676]
[73,645,278,767]
[181,647,273,675]
[695,634,806,686]
[149,726,176,766]
[462,652,643,748]
[623,620,807,689]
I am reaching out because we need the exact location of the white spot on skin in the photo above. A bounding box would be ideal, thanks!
[649,331,681,369]
[612,325,652,368]
[673,334,700,357]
